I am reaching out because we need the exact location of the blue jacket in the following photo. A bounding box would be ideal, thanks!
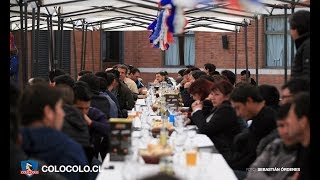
[21,127,90,180]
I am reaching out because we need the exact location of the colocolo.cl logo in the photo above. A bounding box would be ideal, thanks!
[20,160,40,177]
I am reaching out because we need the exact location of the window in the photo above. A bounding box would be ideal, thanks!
[164,31,195,66]
[102,31,124,66]
[265,16,295,67]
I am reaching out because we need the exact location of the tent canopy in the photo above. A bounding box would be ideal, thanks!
[10,0,310,32]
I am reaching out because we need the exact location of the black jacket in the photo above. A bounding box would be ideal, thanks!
[114,81,135,111]
[190,101,242,161]
[62,104,90,147]
[291,33,310,80]
[228,106,277,170]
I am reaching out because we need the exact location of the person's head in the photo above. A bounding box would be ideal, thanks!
[77,70,92,81]
[117,64,129,81]
[286,92,310,146]
[203,63,216,75]
[258,84,280,107]
[212,75,229,83]
[188,79,214,101]
[53,74,75,88]
[276,103,297,146]
[177,69,186,79]
[289,10,310,40]
[130,68,141,82]
[240,70,251,82]
[230,83,264,120]
[155,71,167,83]
[48,69,66,83]
[182,68,192,82]
[221,70,236,85]
[106,73,116,90]
[73,81,92,115]
[28,77,48,86]
[199,74,215,83]
[98,77,108,92]
[190,70,207,82]
[55,84,74,105]
[18,84,65,130]
[79,73,100,94]
[280,78,310,105]
[209,80,234,107]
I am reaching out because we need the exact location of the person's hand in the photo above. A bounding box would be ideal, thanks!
[83,114,92,126]
[192,100,203,111]
[184,81,192,88]
[185,118,191,125]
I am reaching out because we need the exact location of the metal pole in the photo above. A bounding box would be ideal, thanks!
[234,26,238,81]
[50,15,55,70]
[47,15,52,71]
[72,23,78,80]
[100,22,102,71]
[255,15,259,85]
[284,5,288,83]
[31,7,35,77]
[19,1,25,86]
[291,6,295,71]
[36,3,40,76]
[83,24,88,70]
[91,30,94,72]
[24,0,28,83]
[60,18,64,69]
[57,13,61,69]
[80,22,85,70]
[244,20,249,82]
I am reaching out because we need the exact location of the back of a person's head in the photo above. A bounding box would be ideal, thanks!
[240,70,250,77]
[231,83,264,103]
[106,73,116,87]
[28,77,47,86]
[292,92,310,122]
[79,73,100,94]
[106,68,120,80]
[142,173,181,180]
[289,10,310,35]
[221,70,236,85]
[98,77,108,92]
[95,71,108,81]
[190,67,200,72]
[281,78,310,94]
[258,84,280,107]
[19,84,61,126]
[183,68,191,76]
[130,68,140,75]
[177,69,185,77]
[78,70,92,77]
[212,75,229,83]
[73,81,92,102]
[277,103,291,121]
[55,84,74,105]
[212,80,234,96]
[191,70,207,80]
[53,74,75,88]
[204,63,216,72]
[188,78,214,100]
[48,69,66,83]
[199,74,215,83]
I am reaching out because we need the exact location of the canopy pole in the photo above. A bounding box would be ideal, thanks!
[24,0,28,84]
[31,7,35,77]
[36,2,40,76]
[244,20,249,82]
[60,18,64,69]
[291,6,295,73]
[50,15,55,70]
[91,30,94,72]
[80,21,85,70]
[83,24,88,70]
[284,5,288,83]
[47,15,52,71]
[100,22,102,71]
[19,0,25,87]
[255,15,259,85]
[72,23,78,80]
[234,26,238,81]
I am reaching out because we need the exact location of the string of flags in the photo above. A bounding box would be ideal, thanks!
[147,0,262,51]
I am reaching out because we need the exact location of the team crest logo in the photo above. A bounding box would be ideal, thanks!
[20,160,39,177]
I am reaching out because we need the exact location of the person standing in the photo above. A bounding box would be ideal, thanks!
[289,10,310,80]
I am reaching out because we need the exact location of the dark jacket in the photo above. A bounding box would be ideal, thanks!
[228,106,277,170]
[190,101,242,161]
[246,138,298,180]
[10,140,67,180]
[291,145,310,180]
[90,94,111,119]
[88,107,110,159]
[62,104,90,147]
[181,88,194,108]
[21,127,89,180]
[291,33,310,80]
[113,81,135,111]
